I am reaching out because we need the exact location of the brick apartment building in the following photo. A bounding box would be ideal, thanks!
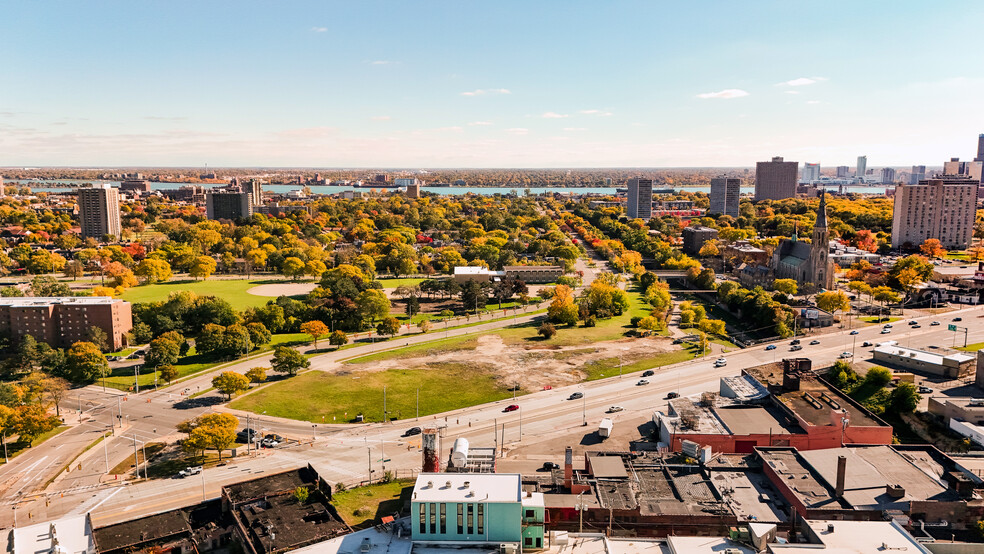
[0,297,132,351]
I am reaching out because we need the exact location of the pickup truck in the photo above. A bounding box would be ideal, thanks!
[178,466,203,478]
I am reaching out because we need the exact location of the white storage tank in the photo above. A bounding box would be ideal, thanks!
[450,437,470,467]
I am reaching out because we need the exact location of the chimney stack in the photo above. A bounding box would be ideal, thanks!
[564,446,574,489]
[835,455,847,498]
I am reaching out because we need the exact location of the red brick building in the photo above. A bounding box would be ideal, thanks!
[0,297,132,351]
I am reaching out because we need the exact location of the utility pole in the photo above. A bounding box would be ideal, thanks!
[134,366,139,394]
[582,397,586,426]
[383,386,387,423]
[132,435,139,480]
[103,428,110,473]
[201,468,206,501]
[118,396,123,428]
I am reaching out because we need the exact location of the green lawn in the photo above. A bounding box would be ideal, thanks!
[230,362,516,423]
[377,278,426,288]
[861,316,901,324]
[581,347,701,381]
[119,279,287,310]
[332,480,413,529]
[957,342,984,352]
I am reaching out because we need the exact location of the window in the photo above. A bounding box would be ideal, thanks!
[525,538,533,547]
[419,504,426,534]
[457,503,463,534]
[440,503,446,534]
[525,509,534,518]
[467,504,474,535]
[477,504,483,534]
[430,503,436,534]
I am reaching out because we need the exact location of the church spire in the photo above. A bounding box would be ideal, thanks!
[815,189,828,230]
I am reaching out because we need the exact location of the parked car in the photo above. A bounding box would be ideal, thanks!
[850,330,859,335]
[666,392,680,400]
[809,340,820,345]
[127,353,140,360]
[839,352,853,359]
[636,379,650,386]
[642,370,655,377]
[568,392,583,400]
[503,404,519,412]
[403,427,422,437]
[606,406,624,413]
[918,386,934,393]
[541,462,560,471]
[178,466,203,478]
[790,345,803,351]
[765,344,777,351]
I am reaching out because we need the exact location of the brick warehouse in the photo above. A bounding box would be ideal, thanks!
[0,296,132,351]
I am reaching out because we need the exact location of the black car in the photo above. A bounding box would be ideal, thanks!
[666,392,680,399]
[542,462,560,471]
[790,339,801,345]
[236,429,258,442]
[954,317,963,322]
[642,370,654,377]
[568,392,584,400]
[403,427,422,437]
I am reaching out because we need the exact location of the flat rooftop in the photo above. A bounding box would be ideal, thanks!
[224,466,317,504]
[0,296,122,306]
[757,449,843,510]
[708,469,788,523]
[873,345,974,365]
[413,473,521,503]
[93,510,190,552]
[714,405,799,436]
[793,519,932,553]
[587,454,629,479]
[775,379,881,428]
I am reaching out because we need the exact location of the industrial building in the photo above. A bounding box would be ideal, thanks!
[0,296,132,351]
[871,344,975,378]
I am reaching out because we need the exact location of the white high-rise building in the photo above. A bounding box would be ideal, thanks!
[78,184,121,240]
[625,178,653,220]
[856,156,867,181]
[801,163,820,183]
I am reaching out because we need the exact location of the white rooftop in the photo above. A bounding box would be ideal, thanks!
[453,266,493,275]
[2,514,95,554]
[665,536,754,554]
[873,345,974,364]
[0,296,122,307]
[768,520,930,553]
[412,473,521,504]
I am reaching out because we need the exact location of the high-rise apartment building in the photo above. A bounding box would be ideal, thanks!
[709,177,741,217]
[975,134,984,162]
[800,163,820,183]
[249,180,263,206]
[942,158,983,182]
[879,168,896,184]
[891,178,977,249]
[0,175,5,198]
[909,165,926,184]
[206,190,254,220]
[836,166,851,179]
[754,156,798,201]
[625,178,653,220]
[78,184,122,240]
[856,156,867,180]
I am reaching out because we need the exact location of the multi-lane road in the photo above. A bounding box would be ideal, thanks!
[1,300,980,529]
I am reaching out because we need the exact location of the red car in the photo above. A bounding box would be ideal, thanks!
[503,404,519,412]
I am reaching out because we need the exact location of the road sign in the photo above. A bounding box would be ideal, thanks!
[948,324,957,332]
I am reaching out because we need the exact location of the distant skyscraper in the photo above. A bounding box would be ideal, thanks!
[879,168,896,184]
[709,177,740,218]
[206,190,254,220]
[943,158,983,182]
[836,166,851,179]
[909,165,926,184]
[0,175,4,198]
[976,134,984,162]
[892,178,977,249]
[625,178,653,220]
[800,163,820,183]
[856,156,867,180]
[78,184,121,240]
[754,156,798,201]
[249,180,263,206]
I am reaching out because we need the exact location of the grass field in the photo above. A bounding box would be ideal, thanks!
[377,278,426,288]
[230,362,516,423]
[957,342,984,352]
[120,279,290,310]
[581,346,701,381]
[332,480,413,529]
[861,316,901,324]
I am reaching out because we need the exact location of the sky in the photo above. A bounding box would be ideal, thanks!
[2,0,984,168]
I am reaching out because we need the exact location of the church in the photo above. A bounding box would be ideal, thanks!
[771,191,834,290]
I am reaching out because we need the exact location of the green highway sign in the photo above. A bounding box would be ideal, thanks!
[948,324,957,331]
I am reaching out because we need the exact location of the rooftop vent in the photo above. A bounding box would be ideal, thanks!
[445,480,452,489]
[426,480,433,488]
[463,481,470,489]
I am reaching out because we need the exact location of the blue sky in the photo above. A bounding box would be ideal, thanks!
[2,1,983,168]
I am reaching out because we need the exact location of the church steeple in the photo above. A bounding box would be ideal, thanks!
[814,189,828,231]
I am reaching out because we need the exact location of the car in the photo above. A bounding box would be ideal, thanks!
[236,429,258,442]
[765,344,777,351]
[850,330,859,335]
[666,392,680,399]
[541,462,560,471]
[178,466,203,478]
[912,325,921,329]
[607,406,624,413]
[403,427,422,437]
[931,321,941,326]
[261,438,280,448]
[636,379,650,386]
[881,329,891,334]
[918,386,934,393]
[839,352,853,359]
[953,317,963,322]
[790,339,801,345]
[790,345,803,351]
[503,404,519,412]
[642,370,655,377]
[714,358,727,367]
[568,392,583,400]
[809,340,820,345]
[908,320,918,325]
[883,324,893,328]
[862,341,873,347]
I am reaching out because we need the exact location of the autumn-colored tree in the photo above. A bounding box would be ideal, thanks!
[376,316,401,337]
[698,240,719,257]
[548,284,579,326]
[245,367,267,383]
[698,318,726,336]
[212,371,250,400]
[772,279,798,296]
[816,290,851,321]
[158,364,179,385]
[328,330,348,348]
[919,238,947,259]
[300,320,330,348]
[189,256,217,280]
[134,258,173,284]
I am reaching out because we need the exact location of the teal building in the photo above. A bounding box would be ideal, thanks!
[411,473,545,550]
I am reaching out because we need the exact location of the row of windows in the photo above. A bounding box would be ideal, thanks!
[418,503,483,535]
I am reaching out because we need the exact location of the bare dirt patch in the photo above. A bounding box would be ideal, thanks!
[321,334,677,391]
[247,283,318,297]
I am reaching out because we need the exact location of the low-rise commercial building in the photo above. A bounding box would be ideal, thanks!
[0,296,132,350]
[872,344,975,378]
[928,397,984,425]
[453,266,564,285]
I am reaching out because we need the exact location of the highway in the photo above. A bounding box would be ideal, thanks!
[0,304,976,528]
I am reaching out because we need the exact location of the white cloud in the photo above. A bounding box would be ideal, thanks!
[311,27,328,33]
[579,109,613,116]
[468,121,493,126]
[562,127,586,132]
[460,88,511,97]
[370,60,393,65]
[434,126,463,132]
[541,112,569,119]
[505,128,528,135]
[371,116,391,121]
[696,89,749,99]
[777,77,827,86]
[806,100,822,104]
[784,90,800,95]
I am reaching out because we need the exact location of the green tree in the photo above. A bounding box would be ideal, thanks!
[134,259,173,284]
[773,279,798,296]
[245,322,271,349]
[863,366,892,388]
[293,486,310,504]
[245,367,267,383]
[14,404,58,445]
[212,371,250,400]
[195,324,226,357]
[328,330,348,348]
[271,346,309,376]
[87,326,109,352]
[887,382,920,414]
[376,316,401,337]
[158,364,179,385]
[356,289,391,324]
[63,342,109,384]
[697,318,727,336]
[537,322,557,340]
[281,257,306,280]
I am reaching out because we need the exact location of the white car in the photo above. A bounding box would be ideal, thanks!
[714,358,727,367]
[636,379,650,386]
[606,406,624,413]
[839,352,853,359]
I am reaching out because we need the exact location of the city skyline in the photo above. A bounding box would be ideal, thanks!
[3,1,984,167]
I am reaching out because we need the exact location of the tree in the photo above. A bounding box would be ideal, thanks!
[773,279,798,296]
[537,322,557,340]
[697,318,727,336]
[87,326,109,352]
[147,332,183,368]
[30,275,71,297]
[919,238,947,259]
[195,324,227,357]
[548,284,579,326]
[63,260,85,280]
[134,259,172,284]
[41,376,70,417]
[863,366,893,388]
[212,371,250,400]
[282,257,306,280]
[245,367,267,383]
[376,316,401,337]
[305,260,327,280]
[418,319,432,333]
[245,248,268,277]
[158,364,179,385]
[328,330,348,349]
[356,289,390,324]
[637,316,664,333]
[63,342,109,384]
[189,256,217,280]
[887,382,920,414]
[271,346,309,376]
[816,291,850,320]
[300,320,330,348]
[405,295,421,317]
[180,413,238,461]
[0,405,18,456]
[15,404,58,445]
[698,241,719,257]
[293,486,310,504]
[245,322,271,349]
[459,279,489,313]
